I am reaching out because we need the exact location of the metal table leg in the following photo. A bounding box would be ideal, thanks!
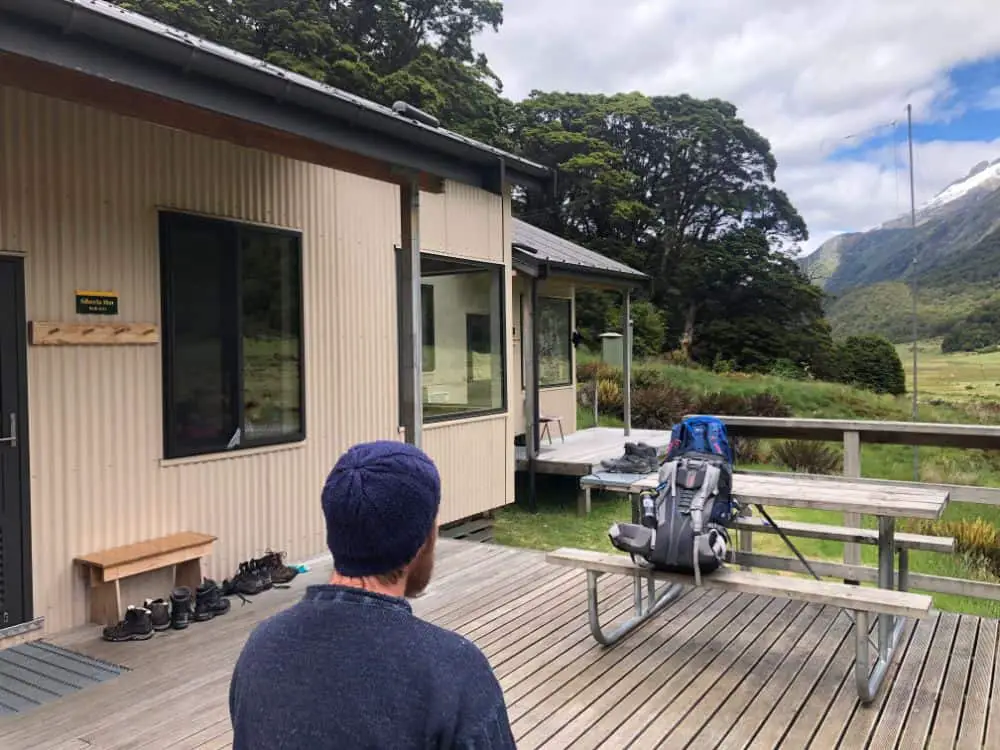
[586,569,685,647]
[855,515,907,703]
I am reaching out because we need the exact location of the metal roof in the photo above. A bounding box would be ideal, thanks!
[0,0,550,191]
[512,219,648,287]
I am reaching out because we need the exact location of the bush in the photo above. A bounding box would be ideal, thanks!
[836,335,906,395]
[768,358,806,380]
[595,378,624,416]
[577,360,620,385]
[631,384,696,430]
[745,392,793,418]
[731,436,765,464]
[606,300,667,357]
[771,440,843,474]
[907,518,1000,580]
[632,365,667,389]
[694,391,751,417]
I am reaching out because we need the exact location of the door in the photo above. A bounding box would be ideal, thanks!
[466,313,492,406]
[0,258,30,628]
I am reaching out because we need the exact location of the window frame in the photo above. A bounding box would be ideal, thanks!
[159,210,306,460]
[537,295,574,389]
[419,252,508,425]
[421,283,436,373]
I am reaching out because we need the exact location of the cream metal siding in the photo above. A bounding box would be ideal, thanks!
[420,182,505,263]
[0,86,511,633]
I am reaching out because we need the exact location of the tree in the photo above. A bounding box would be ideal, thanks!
[514,92,813,366]
[606,300,667,358]
[111,0,512,143]
[837,335,907,395]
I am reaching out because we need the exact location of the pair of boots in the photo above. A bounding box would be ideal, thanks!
[601,441,659,474]
[101,579,230,642]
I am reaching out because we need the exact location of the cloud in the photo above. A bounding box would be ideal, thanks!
[477,0,1000,253]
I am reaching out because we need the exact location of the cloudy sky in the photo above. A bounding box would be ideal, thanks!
[475,0,1000,255]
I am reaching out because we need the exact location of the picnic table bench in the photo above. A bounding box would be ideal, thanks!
[551,471,951,703]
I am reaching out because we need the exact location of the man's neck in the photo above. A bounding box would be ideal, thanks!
[328,572,406,599]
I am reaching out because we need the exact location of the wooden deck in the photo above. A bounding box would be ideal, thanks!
[1,539,998,748]
[516,426,672,476]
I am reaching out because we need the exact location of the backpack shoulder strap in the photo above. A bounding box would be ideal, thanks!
[689,462,721,534]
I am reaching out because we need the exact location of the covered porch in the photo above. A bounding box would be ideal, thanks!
[0,538,994,749]
[514,426,672,476]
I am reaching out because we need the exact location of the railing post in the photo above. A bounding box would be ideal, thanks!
[843,430,862,569]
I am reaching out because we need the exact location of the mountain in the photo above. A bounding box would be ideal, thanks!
[803,159,1000,344]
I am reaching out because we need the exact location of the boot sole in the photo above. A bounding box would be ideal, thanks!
[102,630,154,642]
[193,612,215,622]
[152,624,171,632]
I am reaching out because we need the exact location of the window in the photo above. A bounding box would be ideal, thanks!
[421,284,435,372]
[538,297,573,387]
[420,255,505,421]
[160,211,304,459]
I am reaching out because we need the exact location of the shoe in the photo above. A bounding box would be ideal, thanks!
[252,557,273,591]
[223,562,266,597]
[143,598,171,632]
[102,606,154,642]
[263,549,299,585]
[170,586,193,630]
[194,579,232,621]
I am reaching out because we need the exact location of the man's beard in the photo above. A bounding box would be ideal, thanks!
[404,533,436,598]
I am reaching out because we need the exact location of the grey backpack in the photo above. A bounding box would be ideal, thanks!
[608,452,737,584]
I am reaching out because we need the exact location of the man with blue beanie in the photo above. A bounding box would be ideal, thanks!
[229,440,517,749]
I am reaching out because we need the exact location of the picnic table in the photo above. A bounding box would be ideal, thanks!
[555,469,952,703]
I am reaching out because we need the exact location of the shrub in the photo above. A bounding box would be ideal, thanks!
[836,334,906,395]
[745,392,793,418]
[768,358,806,380]
[771,440,843,474]
[632,365,667,389]
[907,518,1000,580]
[577,360,620,385]
[631,384,696,430]
[731,436,765,465]
[694,391,750,417]
[595,378,623,416]
[712,354,736,374]
[606,300,667,357]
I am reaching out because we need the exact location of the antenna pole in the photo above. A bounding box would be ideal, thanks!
[907,103,919,481]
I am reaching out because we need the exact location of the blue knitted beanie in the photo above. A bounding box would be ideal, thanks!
[322,440,441,577]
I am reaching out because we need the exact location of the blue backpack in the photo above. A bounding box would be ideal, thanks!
[609,416,738,581]
[666,415,734,464]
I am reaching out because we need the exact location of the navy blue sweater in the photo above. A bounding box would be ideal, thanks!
[229,584,517,749]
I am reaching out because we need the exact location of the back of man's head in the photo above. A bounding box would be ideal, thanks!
[321,440,441,589]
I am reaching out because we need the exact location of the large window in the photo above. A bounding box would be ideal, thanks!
[160,211,304,459]
[420,255,505,421]
[538,297,573,387]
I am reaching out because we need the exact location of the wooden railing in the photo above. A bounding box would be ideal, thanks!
[712,416,1000,604]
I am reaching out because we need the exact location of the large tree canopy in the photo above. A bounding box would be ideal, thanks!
[111,1,833,376]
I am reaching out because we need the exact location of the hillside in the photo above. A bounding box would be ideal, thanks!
[804,159,1000,343]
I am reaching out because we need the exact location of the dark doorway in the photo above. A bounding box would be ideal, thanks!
[0,257,31,628]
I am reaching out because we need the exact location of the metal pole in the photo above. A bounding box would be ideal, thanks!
[623,290,632,436]
[397,178,423,448]
[907,104,919,481]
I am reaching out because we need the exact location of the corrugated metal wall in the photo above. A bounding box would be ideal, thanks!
[0,86,512,632]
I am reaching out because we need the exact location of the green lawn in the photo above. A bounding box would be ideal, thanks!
[498,351,1000,618]
[896,338,1000,404]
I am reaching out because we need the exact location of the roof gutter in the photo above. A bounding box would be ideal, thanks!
[0,0,551,192]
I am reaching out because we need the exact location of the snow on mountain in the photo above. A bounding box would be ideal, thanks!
[921,158,1000,211]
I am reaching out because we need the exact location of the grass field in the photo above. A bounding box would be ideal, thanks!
[496,349,1000,617]
[896,338,1000,403]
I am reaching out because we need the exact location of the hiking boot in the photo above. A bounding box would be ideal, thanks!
[194,579,232,622]
[263,549,299,585]
[223,562,266,597]
[102,606,154,642]
[143,598,171,632]
[253,557,273,590]
[170,586,193,630]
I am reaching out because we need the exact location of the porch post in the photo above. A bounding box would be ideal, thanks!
[623,289,632,436]
[397,177,423,447]
[524,277,539,512]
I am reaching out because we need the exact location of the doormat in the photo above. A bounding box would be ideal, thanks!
[0,642,126,716]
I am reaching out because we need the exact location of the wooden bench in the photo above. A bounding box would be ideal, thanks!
[547,546,933,703]
[74,532,217,626]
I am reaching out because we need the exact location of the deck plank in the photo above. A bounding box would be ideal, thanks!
[718,605,851,749]
[959,617,998,750]
[928,614,978,749]
[1,540,997,750]
[895,612,960,749]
